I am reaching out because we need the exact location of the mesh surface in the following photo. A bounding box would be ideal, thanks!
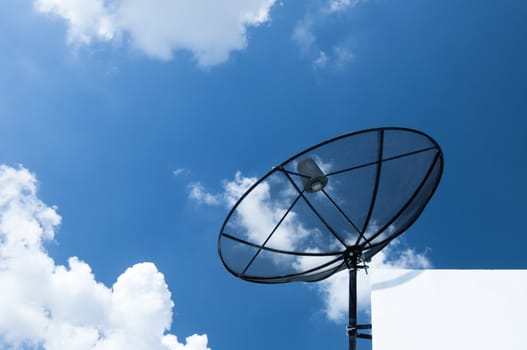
[218,127,443,283]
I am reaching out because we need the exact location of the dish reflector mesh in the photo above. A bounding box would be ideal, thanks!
[219,128,443,283]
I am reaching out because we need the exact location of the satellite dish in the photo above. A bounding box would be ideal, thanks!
[218,127,443,350]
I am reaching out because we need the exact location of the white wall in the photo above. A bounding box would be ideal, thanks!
[370,269,527,350]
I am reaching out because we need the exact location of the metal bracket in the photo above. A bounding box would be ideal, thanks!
[347,324,372,340]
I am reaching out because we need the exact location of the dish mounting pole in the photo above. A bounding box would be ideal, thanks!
[346,252,372,350]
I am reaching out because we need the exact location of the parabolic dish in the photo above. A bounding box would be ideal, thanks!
[218,127,443,283]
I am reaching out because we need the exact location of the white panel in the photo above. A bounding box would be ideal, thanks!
[370,269,527,350]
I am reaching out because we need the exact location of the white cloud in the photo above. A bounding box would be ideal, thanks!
[33,0,277,67]
[333,45,354,68]
[221,171,258,208]
[34,0,115,44]
[291,15,316,54]
[189,183,221,206]
[0,164,210,350]
[328,0,361,13]
[313,51,329,69]
[292,0,361,70]
[163,334,210,350]
[173,168,188,177]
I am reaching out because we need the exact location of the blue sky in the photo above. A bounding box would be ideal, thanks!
[0,0,526,349]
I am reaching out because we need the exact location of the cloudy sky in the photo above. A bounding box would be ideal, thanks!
[1,0,526,349]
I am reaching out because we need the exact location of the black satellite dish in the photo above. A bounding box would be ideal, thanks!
[218,127,443,350]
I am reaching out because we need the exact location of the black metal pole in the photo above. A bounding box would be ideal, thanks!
[347,257,358,350]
